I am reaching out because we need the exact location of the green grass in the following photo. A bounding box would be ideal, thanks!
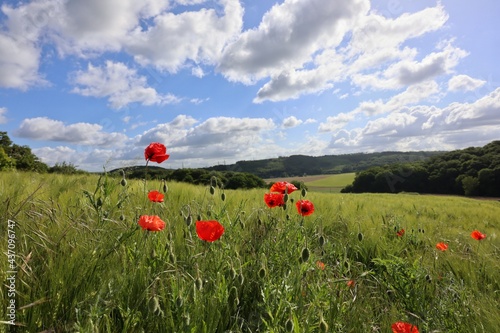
[1,171,499,332]
[303,173,355,193]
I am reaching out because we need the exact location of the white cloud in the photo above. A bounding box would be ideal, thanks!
[282,116,302,128]
[319,112,356,132]
[448,74,486,92]
[16,117,128,146]
[192,66,205,78]
[70,61,181,109]
[327,88,500,152]
[125,0,243,72]
[219,0,369,83]
[0,107,7,124]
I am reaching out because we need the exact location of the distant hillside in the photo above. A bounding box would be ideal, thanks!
[203,151,445,178]
[342,140,500,197]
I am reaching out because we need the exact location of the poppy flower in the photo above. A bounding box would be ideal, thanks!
[436,242,448,251]
[148,190,164,203]
[391,321,419,333]
[138,215,166,232]
[316,261,325,270]
[264,193,285,208]
[195,220,225,242]
[347,280,356,288]
[144,142,170,163]
[396,229,405,237]
[471,230,486,241]
[270,181,298,194]
[296,200,314,216]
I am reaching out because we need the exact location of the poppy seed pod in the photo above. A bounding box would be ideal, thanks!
[318,235,325,247]
[301,247,310,262]
[319,318,328,332]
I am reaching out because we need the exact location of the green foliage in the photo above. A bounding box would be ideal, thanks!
[0,131,48,173]
[1,172,499,332]
[206,151,442,178]
[343,140,500,197]
[49,161,85,175]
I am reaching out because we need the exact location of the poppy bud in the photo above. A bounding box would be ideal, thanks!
[120,178,127,186]
[195,277,203,291]
[210,176,217,188]
[197,214,202,221]
[120,214,125,221]
[169,253,176,263]
[258,267,267,279]
[319,318,328,332]
[318,235,325,247]
[358,232,364,241]
[301,188,307,197]
[285,319,294,332]
[210,186,215,195]
[163,182,168,193]
[221,192,226,201]
[185,215,193,227]
[96,197,103,207]
[282,204,287,210]
[301,247,310,262]
[176,296,183,307]
[284,193,289,203]
[149,296,160,313]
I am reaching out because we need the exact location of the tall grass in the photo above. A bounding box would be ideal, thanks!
[1,171,499,332]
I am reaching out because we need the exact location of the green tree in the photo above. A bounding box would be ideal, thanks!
[0,147,15,171]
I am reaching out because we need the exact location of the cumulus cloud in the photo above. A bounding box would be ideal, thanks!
[448,74,486,92]
[319,112,357,132]
[125,0,243,72]
[16,117,128,146]
[282,116,302,128]
[327,87,500,152]
[0,107,7,124]
[70,61,181,109]
[220,0,369,83]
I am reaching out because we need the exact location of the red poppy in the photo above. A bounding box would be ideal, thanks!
[296,200,314,216]
[347,280,355,288]
[148,190,164,203]
[138,215,166,232]
[264,193,285,208]
[316,261,325,270]
[391,322,419,333]
[436,242,448,251]
[270,181,298,194]
[396,229,405,237]
[195,220,225,242]
[471,230,486,241]
[144,142,170,163]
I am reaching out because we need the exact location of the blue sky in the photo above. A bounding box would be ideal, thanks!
[1,0,499,171]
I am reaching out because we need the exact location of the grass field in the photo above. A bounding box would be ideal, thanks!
[1,171,499,332]
[265,173,355,192]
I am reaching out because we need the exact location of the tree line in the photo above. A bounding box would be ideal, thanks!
[341,140,500,197]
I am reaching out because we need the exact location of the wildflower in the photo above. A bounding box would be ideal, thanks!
[391,321,419,333]
[347,280,355,288]
[396,229,405,237]
[316,261,325,270]
[471,230,486,241]
[264,193,285,208]
[144,142,170,163]
[148,190,164,203]
[138,215,166,232]
[195,220,225,242]
[436,242,448,251]
[296,199,314,216]
[270,181,298,194]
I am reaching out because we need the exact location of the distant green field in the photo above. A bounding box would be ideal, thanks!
[306,173,355,189]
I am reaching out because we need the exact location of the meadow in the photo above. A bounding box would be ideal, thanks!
[1,171,499,332]
[264,173,356,193]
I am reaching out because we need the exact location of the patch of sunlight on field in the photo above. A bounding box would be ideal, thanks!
[304,173,355,192]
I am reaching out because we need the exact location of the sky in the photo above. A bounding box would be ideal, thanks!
[0,0,499,172]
